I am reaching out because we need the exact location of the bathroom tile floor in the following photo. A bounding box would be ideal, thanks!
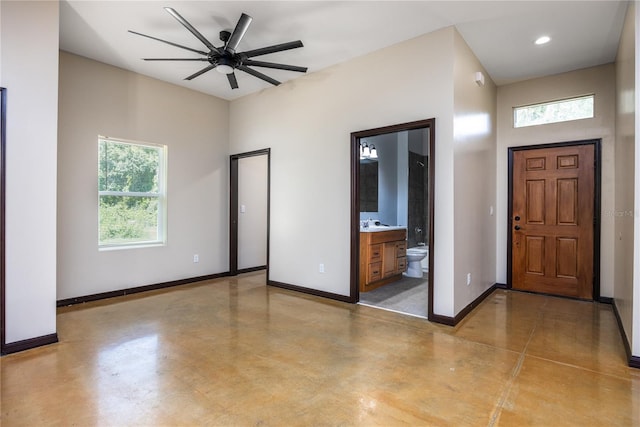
[2,271,639,426]
[358,275,428,318]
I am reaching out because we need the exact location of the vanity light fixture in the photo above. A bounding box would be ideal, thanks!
[360,141,378,160]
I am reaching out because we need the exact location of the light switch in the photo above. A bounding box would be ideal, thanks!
[240,204,246,213]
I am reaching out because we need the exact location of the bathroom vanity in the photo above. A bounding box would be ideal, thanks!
[359,228,407,292]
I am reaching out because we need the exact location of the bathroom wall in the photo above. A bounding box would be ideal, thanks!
[396,132,409,227]
[362,131,421,230]
[371,133,399,225]
[407,150,428,248]
[407,128,430,248]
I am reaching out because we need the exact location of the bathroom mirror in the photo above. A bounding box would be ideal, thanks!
[359,161,378,212]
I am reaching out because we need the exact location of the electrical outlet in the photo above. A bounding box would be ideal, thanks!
[319,263,325,273]
[193,254,199,263]
[466,273,471,286]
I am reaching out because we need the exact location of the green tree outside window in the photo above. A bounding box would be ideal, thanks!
[98,138,166,247]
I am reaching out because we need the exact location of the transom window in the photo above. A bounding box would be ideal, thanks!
[98,137,167,249]
[513,94,595,128]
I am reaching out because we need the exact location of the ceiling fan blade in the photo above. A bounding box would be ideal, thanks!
[237,65,280,86]
[128,30,208,56]
[240,41,303,58]
[164,7,221,54]
[242,60,307,73]
[143,58,209,61]
[225,13,252,54]
[184,64,217,81]
[227,72,239,89]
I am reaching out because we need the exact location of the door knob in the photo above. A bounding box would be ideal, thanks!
[514,225,521,231]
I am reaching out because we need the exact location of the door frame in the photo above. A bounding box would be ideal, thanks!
[1,88,6,353]
[507,139,601,300]
[350,118,436,318]
[229,148,271,277]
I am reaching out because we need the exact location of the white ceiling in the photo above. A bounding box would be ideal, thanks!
[60,1,628,101]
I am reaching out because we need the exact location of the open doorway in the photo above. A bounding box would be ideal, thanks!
[350,119,435,319]
[229,149,270,276]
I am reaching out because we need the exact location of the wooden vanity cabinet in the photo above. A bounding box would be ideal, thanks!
[359,229,407,292]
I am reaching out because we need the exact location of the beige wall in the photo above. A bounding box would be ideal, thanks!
[57,52,229,300]
[0,1,59,343]
[614,0,636,356]
[452,31,497,314]
[496,64,617,298]
[230,28,459,316]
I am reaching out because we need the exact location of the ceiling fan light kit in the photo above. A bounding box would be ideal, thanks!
[129,7,308,89]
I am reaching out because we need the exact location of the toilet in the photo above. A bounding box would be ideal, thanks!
[405,246,428,278]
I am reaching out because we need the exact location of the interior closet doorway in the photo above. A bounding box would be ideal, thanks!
[229,149,270,276]
[350,118,435,319]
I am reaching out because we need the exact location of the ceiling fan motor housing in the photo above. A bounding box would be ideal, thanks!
[219,30,231,43]
[215,56,236,72]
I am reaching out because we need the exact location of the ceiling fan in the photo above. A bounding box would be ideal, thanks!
[129,7,307,89]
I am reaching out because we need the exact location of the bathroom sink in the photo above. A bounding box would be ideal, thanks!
[360,225,407,232]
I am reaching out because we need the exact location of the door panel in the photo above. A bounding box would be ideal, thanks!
[525,236,545,275]
[383,243,397,276]
[512,144,594,299]
[556,178,577,224]
[526,180,545,224]
[556,237,577,278]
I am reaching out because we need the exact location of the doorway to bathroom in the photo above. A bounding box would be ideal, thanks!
[350,119,435,319]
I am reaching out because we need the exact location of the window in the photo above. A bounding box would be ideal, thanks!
[98,137,167,248]
[513,94,594,128]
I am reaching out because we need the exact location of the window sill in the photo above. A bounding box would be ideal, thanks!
[99,242,166,252]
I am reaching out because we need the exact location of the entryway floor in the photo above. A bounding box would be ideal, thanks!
[2,271,639,425]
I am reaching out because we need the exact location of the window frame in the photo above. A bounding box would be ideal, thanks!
[98,136,167,250]
[513,94,595,129]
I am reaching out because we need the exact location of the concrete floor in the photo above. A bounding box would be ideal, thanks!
[2,271,639,426]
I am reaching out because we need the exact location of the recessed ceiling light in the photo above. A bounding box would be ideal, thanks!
[535,36,551,45]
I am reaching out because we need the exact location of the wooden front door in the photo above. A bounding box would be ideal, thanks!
[511,144,595,299]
